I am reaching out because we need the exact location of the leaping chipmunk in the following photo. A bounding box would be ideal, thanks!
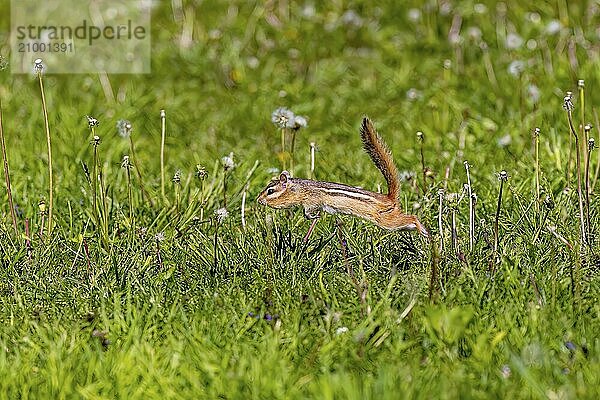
[258,117,429,241]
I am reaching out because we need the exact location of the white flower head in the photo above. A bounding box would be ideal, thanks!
[117,119,133,138]
[505,33,523,50]
[271,107,296,129]
[155,232,165,242]
[508,60,525,77]
[341,10,363,28]
[221,152,235,171]
[293,115,308,129]
[336,326,349,335]
[528,84,540,104]
[545,20,561,35]
[214,207,229,223]
[407,8,421,22]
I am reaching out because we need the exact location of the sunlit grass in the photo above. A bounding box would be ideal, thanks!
[0,1,599,398]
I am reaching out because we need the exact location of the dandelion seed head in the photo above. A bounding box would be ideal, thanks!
[589,138,595,151]
[271,107,295,129]
[293,115,308,129]
[91,135,101,147]
[407,8,421,22]
[155,232,165,242]
[497,134,512,148]
[341,10,363,28]
[336,326,349,335]
[406,88,422,101]
[398,171,415,182]
[534,127,541,137]
[545,20,561,35]
[474,3,487,14]
[498,170,509,181]
[467,26,482,41]
[116,119,132,137]
[505,32,523,49]
[501,365,511,379]
[221,152,235,171]
[507,60,525,77]
[528,84,541,104]
[215,207,229,223]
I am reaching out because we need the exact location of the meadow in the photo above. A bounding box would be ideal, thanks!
[0,1,599,398]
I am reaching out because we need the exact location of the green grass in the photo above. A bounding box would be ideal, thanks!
[0,1,599,398]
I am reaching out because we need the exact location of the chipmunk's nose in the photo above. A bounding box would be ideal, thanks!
[257,195,266,205]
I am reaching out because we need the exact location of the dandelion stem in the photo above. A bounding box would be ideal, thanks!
[534,128,540,214]
[91,134,99,232]
[464,161,474,251]
[566,105,587,245]
[37,67,53,236]
[280,128,286,170]
[160,109,166,201]
[0,100,18,237]
[128,135,153,207]
[241,184,247,229]
[290,129,297,175]
[491,171,507,273]
[310,142,316,180]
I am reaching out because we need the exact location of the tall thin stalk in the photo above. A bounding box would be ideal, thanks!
[310,142,316,180]
[122,155,134,229]
[564,92,587,245]
[464,161,474,251]
[160,109,166,201]
[195,165,207,221]
[88,118,100,232]
[533,128,541,215]
[491,171,508,273]
[35,59,53,236]
[417,132,426,193]
[0,100,18,236]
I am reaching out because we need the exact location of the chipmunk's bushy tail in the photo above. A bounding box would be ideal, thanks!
[360,117,399,200]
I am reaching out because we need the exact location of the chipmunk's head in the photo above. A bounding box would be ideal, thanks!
[257,171,299,209]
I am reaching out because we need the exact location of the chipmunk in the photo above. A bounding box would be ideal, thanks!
[257,117,429,241]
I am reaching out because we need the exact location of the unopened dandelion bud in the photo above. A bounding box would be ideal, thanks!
[33,58,44,73]
[172,169,182,184]
[86,115,99,128]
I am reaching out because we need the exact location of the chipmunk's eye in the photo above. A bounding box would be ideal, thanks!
[266,188,275,195]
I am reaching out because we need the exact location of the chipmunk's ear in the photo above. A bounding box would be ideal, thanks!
[279,171,291,187]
